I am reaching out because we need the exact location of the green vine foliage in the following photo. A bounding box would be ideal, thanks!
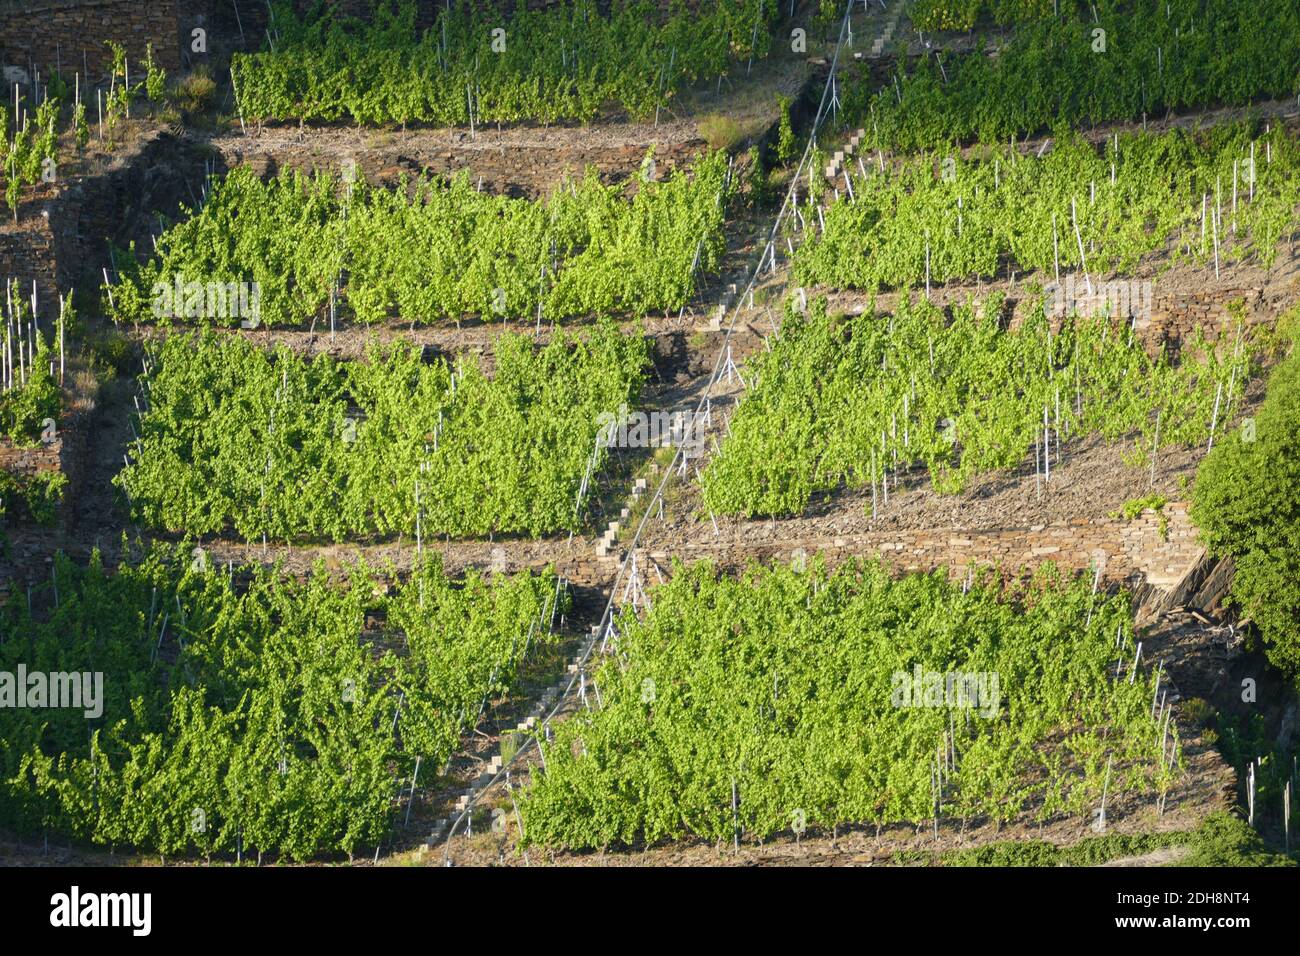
[0,294,61,446]
[1,99,60,222]
[521,557,1172,849]
[796,123,1300,292]
[910,0,1056,32]
[106,152,735,327]
[0,471,66,525]
[848,0,1300,150]
[1,547,564,860]
[0,358,60,446]
[1192,345,1300,677]
[232,0,774,126]
[701,295,1255,518]
[116,325,649,541]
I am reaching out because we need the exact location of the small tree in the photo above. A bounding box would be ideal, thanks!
[776,94,796,166]
[144,42,167,101]
[74,101,90,150]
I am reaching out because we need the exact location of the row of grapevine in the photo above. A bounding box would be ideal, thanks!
[1191,317,1300,677]
[106,152,735,327]
[796,123,1300,292]
[910,0,1056,32]
[701,295,1255,517]
[116,325,649,541]
[1,97,60,223]
[848,0,1300,150]
[1,547,564,860]
[233,0,775,126]
[521,557,1174,849]
[0,340,60,447]
[1,282,66,525]
[1,40,164,220]
[0,471,66,525]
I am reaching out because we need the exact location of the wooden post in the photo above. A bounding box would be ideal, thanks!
[1035,425,1041,498]
[1097,754,1112,832]
[1150,411,1160,487]
[1043,406,1050,482]
[1052,212,1060,283]
[404,756,421,828]
[1247,762,1255,827]
[1249,142,1255,202]
[230,68,247,136]
[57,292,66,385]
[1212,179,1220,277]
[1285,781,1291,853]
[924,233,931,297]
[1071,197,1092,296]
[1207,382,1223,451]
[731,777,739,851]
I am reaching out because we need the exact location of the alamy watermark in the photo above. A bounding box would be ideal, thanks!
[0,666,103,718]
[151,274,262,327]
[50,886,151,936]
[596,404,707,459]
[891,666,1001,718]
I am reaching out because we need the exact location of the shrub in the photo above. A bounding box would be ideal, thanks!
[171,66,216,115]
[1179,697,1214,728]
[697,114,746,152]
[775,94,795,165]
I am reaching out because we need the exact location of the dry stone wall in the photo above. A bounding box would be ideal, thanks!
[0,426,81,528]
[0,0,182,84]
[0,208,60,323]
[638,503,1204,590]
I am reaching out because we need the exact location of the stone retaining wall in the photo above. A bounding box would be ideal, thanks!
[638,503,1204,589]
[0,209,60,322]
[0,425,81,527]
[0,0,182,84]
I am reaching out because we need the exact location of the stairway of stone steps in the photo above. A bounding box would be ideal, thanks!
[825,0,904,183]
[423,623,605,851]
[706,282,740,331]
[426,3,903,858]
[867,3,902,59]
[595,476,651,561]
[824,128,867,181]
